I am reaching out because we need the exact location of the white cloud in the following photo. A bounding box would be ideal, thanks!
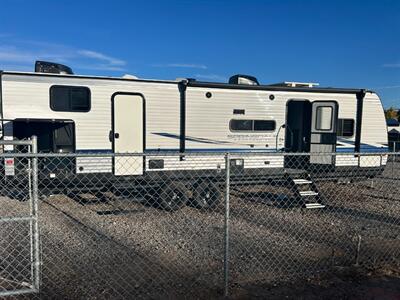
[78,50,126,66]
[0,64,32,71]
[0,46,70,65]
[0,46,36,63]
[78,64,126,72]
[373,85,400,89]
[0,40,127,73]
[0,33,12,38]
[194,74,227,81]
[152,63,207,69]
[382,63,400,68]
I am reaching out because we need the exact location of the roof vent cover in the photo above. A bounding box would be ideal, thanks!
[122,74,138,79]
[229,74,259,86]
[35,61,74,75]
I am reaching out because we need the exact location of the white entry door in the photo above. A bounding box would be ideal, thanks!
[112,93,144,176]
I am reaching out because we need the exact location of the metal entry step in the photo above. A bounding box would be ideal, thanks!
[305,203,326,209]
[288,173,325,209]
[293,179,313,185]
[299,190,318,197]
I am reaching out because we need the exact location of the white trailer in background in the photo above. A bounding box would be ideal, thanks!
[387,118,400,151]
[0,61,388,209]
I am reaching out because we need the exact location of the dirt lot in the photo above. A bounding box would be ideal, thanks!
[0,160,399,299]
[232,265,400,299]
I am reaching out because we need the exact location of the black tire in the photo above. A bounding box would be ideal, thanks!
[192,180,221,209]
[158,182,188,211]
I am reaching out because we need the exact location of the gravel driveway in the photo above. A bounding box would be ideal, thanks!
[0,161,399,299]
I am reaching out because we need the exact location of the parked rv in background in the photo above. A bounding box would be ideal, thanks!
[387,118,400,151]
[0,61,389,209]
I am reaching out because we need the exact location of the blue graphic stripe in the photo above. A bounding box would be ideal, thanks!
[75,146,388,154]
[76,149,113,154]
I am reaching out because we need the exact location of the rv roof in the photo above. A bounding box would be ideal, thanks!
[187,80,371,94]
[1,70,372,94]
[269,81,320,88]
[2,71,181,85]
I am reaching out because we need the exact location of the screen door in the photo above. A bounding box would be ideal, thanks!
[309,101,338,165]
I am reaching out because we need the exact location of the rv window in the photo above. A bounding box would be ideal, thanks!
[337,118,354,137]
[230,119,276,132]
[254,120,276,131]
[315,106,333,130]
[230,120,253,131]
[50,86,91,112]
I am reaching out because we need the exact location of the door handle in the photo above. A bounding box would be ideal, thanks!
[109,131,119,141]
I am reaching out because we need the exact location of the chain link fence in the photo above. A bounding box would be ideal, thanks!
[0,137,39,297]
[0,143,399,298]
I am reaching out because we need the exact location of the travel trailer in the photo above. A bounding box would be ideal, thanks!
[0,61,388,209]
[387,118,400,151]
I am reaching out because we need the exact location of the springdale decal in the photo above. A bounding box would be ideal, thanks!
[227,133,275,141]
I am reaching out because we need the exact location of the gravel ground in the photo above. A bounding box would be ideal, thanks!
[231,265,400,299]
[0,161,399,299]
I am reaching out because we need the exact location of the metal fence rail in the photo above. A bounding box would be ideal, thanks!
[0,148,399,298]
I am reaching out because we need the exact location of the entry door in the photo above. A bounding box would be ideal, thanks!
[112,94,144,176]
[285,100,312,153]
[284,100,312,169]
[309,102,338,165]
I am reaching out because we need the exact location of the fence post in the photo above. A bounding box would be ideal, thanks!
[224,153,230,297]
[30,136,40,291]
[392,142,396,179]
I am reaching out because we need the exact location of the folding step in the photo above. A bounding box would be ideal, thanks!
[299,190,318,197]
[305,203,326,209]
[292,179,312,185]
[288,174,324,209]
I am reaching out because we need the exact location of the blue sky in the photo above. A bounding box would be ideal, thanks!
[0,0,399,107]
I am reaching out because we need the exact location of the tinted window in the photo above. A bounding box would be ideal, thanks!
[254,120,276,131]
[230,120,252,131]
[230,119,276,132]
[337,118,354,137]
[50,86,90,112]
[315,106,333,130]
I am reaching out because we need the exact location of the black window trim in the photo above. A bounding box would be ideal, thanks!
[50,85,91,113]
[337,118,355,137]
[229,119,276,132]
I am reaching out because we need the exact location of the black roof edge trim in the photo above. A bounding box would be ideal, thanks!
[2,71,180,85]
[13,118,75,123]
[187,81,374,94]
[1,71,376,95]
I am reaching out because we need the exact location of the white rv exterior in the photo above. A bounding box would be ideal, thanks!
[0,70,388,180]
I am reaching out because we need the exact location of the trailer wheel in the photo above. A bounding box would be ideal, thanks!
[192,181,221,209]
[158,182,188,211]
